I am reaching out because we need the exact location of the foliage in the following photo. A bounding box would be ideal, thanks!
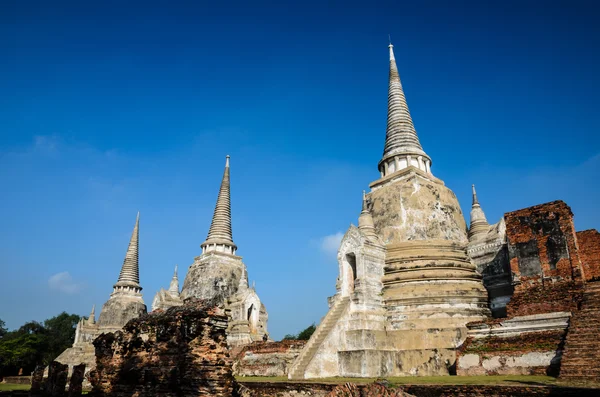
[297,323,316,340]
[43,312,81,363]
[281,323,316,341]
[0,318,6,338]
[0,383,31,391]
[0,312,80,378]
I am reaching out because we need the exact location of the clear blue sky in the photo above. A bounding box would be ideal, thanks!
[1,1,598,339]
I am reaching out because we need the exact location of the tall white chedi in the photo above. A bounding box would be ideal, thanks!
[289,43,489,380]
[180,156,268,346]
[56,213,147,379]
[98,212,147,327]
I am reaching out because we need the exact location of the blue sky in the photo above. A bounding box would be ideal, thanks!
[1,0,598,339]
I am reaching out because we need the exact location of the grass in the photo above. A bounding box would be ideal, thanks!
[0,383,30,391]
[236,375,560,386]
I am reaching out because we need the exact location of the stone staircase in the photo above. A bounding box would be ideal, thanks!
[288,296,350,380]
[559,281,600,380]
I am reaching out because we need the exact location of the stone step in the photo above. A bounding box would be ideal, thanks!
[580,302,600,307]
[569,324,600,330]
[562,350,598,358]
[567,328,600,334]
[560,355,600,364]
[568,339,600,345]
[565,331,600,338]
[560,368,600,377]
[570,317,600,324]
[579,308,600,313]
[558,282,600,381]
[288,297,350,379]
[581,295,600,307]
[563,342,600,350]
[570,323,600,329]
[561,362,600,369]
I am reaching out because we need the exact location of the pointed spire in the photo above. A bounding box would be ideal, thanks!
[168,265,179,295]
[88,305,96,325]
[472,184,480,205]
[379,42,432,177]
[201,156,237,254]
[469,184,490,240]
[114,212,142,291]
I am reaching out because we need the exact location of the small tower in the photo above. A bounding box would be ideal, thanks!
[168,265,179,295]
[151,264,183,311]
[88,305,96,325]
[358,191,378,241]
[469,184,490,239]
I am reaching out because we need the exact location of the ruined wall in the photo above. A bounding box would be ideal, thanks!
[505,201,582,285]
[29,361,85,397]
[576,229,600,281]
[233,340,306,377]
[457,330,565,376]
[504,201,584,316]
[90,301,236,397]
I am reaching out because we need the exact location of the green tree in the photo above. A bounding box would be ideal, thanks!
[0,321,48,377]
[43,312,80,363]
[0,318,6,338]
[0,312,80,378]
[297,323,316,341]
[282,323,317,341]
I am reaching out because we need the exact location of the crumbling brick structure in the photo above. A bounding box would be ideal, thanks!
[67,364,85,397]
[504,201,584,316]
[232,340,306,377]
[576,229,600,282]
[89,301,236,397]
[30,361,81,397]
[458,201,595,377]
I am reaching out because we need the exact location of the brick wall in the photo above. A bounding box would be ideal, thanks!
[504,201,585,316]
[505,201,582,284]
[505,281,584,317]
[576,229,600,281]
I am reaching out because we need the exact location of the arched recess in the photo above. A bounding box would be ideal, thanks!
[342,253,358,296]
[244,293,261,333]
[337,226,364,298]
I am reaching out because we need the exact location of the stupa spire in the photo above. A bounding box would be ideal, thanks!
[469,184,490,239]
[114,212,142,291]
[379,42,432,177]
[201,156,237,255]
[472,184,480,205]
[168,265,179,295]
